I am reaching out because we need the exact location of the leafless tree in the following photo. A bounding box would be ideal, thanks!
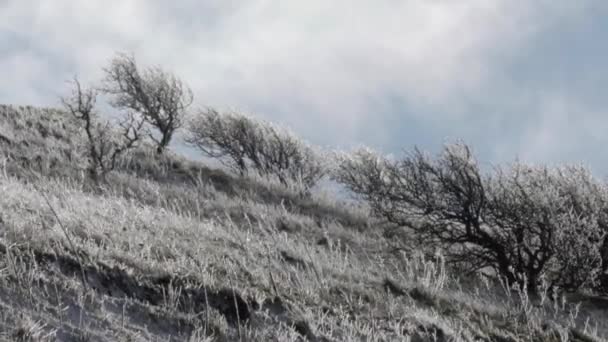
[102,53,193,154]
[61,77,144,183]
[485,163,605,292]
[331,147,393,212]
[184,108,253,175]
[257,123,327,191]
[334,142,608,293]
[185,108,326,192]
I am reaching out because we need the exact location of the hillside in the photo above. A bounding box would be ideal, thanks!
[0,104,607,341]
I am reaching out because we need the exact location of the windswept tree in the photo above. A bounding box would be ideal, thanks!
[331,147,393,213]
[334,142,608,294]
[61,77,144,183]
[484,163,606,292]
[258,122,327,190]
[102,53,193,154]
[185,108,327,192]
[185,109,258,175]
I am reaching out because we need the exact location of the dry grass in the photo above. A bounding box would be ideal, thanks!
[0,104,607,341]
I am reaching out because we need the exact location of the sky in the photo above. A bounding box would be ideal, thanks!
[2,1,608,173]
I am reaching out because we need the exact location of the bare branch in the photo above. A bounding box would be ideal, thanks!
[334,141,608,293]
[61,76,144,183]
[185,108,327,192]
[101,52,193,154]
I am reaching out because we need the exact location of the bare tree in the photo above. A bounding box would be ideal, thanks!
[257,123,327,191]
[334,142,608,293]
[61,77,144,183]
[331,147,392,210]
[102,53,193,154]
[185,108,327,192]
[184,108,253,175]
[485,163,605,292]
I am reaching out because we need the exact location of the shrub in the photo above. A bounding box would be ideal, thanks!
[102,52,193,154]
[185,108,326,192]
[60,77,144,183]
[485,163,606,292]
[334,142,608,293]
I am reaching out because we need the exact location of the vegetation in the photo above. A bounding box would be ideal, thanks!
[102,52,193,154]
[334,142,608,296]
[185,108,327,193]
[61,77,144,183]
[3,51,608,339]
[0,104,607,341]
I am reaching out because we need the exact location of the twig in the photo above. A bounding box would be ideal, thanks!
[265,248,280,298]
[228,275,242,341]
[203,279,210,336]
[302,242,324,289]
[35,185,89,293]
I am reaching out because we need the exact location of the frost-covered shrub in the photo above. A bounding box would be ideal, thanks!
[61,78,144,183]
[185,108,326,192]
[486,164,606,292]
[334,141,608,293]
[102,53,193,154]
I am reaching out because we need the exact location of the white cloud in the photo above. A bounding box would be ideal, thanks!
[482,90,608,173]
[0,0,600,154]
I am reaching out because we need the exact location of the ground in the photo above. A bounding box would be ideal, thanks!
[0,104,606,341]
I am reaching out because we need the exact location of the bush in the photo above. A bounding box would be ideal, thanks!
[334,142,608,293]
[102,52,193,154]
[185,108,326,192]
[60,77,144,183]
[486,163,606,292]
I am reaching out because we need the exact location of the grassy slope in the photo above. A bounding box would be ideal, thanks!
[0,104,607,342]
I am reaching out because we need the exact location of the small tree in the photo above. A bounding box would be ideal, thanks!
[334,142,607,293]
[185,109,258,175]
[258,123,327,190]
[485,164,605,292]
[61,77,144,183]
[102,53,193,154]
[332,147,393,213]
[185,108,326,192]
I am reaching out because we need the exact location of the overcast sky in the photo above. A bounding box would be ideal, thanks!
[2,1,608,172]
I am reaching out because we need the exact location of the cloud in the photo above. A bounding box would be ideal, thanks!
[0,0,606,170]
[498,93,608,170]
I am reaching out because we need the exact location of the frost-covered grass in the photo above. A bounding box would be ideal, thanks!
[0,104,607,341]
